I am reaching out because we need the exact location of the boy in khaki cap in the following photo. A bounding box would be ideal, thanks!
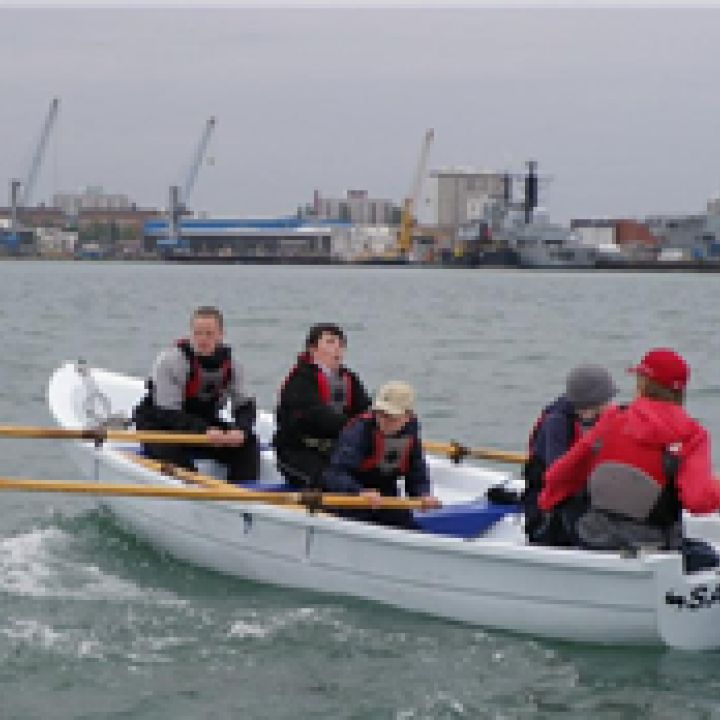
[321,381,440,527]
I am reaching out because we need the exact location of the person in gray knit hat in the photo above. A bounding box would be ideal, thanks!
[565,365,618,415]
[521,364,617,546]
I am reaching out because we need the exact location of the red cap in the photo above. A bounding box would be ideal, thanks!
[628,348,689,391]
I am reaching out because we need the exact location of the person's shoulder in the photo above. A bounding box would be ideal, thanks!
[152,346,188,380]
[156,345,186,365]
[405,415,421,435]
[279,357,316,396]
[287,359,316,381]
[588,403,623,435]
[544,395,573,418]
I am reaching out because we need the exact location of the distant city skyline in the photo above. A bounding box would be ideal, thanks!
[1,6,719,223]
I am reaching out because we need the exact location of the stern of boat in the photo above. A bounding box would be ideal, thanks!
[654,554,720,651]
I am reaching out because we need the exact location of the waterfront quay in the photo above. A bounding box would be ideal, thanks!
[2,174,720,269]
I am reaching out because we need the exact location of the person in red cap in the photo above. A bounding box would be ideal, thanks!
[538,348,720,568]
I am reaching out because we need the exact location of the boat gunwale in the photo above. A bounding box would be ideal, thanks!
[94,441,681,579]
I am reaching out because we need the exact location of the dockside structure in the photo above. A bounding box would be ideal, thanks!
[143,217,352,261]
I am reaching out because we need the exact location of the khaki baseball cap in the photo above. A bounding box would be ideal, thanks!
[373,381,415,416]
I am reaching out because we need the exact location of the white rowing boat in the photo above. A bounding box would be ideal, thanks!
[46,361,720,650]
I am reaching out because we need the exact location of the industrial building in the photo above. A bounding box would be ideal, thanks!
[429,167,506,230]
[143,217,352,261]
[53,186,133,216]
[309,189,397,226]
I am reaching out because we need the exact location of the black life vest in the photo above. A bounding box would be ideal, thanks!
[176,339,232,420]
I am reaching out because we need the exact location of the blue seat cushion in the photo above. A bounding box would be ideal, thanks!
[413,501,520,539]
[236,481,290,492]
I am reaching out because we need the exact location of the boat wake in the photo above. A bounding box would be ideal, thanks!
[0,521,185,607]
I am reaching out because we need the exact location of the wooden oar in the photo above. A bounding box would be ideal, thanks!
[0,425,211,445]
[0,423,527,465]
[123,451,228,489]
[0,476,428,511]
[423,440,527,465]
[123,452,332,515]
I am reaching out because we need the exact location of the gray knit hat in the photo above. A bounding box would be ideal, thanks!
[565,365,617,411]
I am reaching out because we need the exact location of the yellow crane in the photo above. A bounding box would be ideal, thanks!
[397,128,434,257]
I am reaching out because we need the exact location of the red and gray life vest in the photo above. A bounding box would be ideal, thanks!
[284,353,354,413]
[584,423,681,528]
[320,367,353,414]
[574,407,683,550]
[176,338,232,417]
[357,412,415,477]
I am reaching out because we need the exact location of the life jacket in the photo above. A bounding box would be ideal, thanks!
[282,353,354,413]
[570,404,685,551]
[175,338,233,419]
[584,413,681,529]
[356,412,415,477]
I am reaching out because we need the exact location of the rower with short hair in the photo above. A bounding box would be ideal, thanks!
[274,323,371,488]
[133,305,259,484]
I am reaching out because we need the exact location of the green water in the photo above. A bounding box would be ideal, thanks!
[1,262,720,719]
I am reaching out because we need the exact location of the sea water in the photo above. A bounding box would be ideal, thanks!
[1,262,719,719]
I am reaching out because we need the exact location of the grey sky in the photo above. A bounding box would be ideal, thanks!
[1,6,719,222]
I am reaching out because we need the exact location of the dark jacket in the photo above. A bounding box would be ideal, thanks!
[529,396,578,468]
[275,353,370,459]
[522,395,581,545]
[321,413,430,498]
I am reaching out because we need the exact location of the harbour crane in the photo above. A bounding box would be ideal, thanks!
[8,97,60,249]
[167,116,217,249]
[397,128,434,257]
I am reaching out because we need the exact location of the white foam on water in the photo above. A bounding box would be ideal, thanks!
[0,618,106,661]
[227,605,337,640]
[0,526,185,608]
[396,691,468,720]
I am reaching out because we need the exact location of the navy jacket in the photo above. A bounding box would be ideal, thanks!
[530,396,578,468]
[322,414,430,497]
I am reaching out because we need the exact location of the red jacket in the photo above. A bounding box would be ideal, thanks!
[538,398,720,515]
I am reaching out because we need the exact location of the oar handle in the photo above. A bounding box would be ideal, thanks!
[423,440,527,465]
[0,425,212,445]
[108,430,210,445]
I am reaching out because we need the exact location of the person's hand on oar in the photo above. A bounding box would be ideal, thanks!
[418,495,441,511]
[360,488,383,509]
[207,427,246,447]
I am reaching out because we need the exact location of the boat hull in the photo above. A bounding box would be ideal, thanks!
[48,362,720,650]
